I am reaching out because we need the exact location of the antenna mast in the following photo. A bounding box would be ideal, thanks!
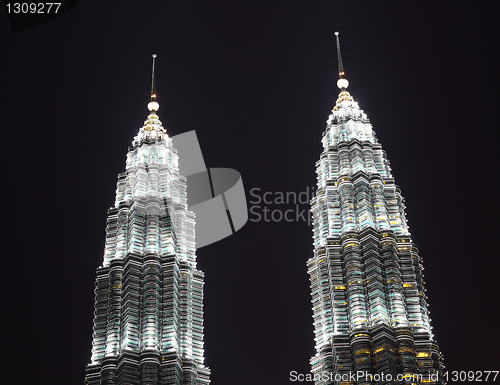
[151,54,157,98]
[147,54,160,111]
[334,32,345,78]
[334,32,349,89]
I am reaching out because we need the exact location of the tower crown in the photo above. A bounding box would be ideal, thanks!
[137,54,166,142]
[329,33,368,131]
[137,110,167,141]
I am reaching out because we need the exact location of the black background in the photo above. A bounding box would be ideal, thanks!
[2,1,498,384]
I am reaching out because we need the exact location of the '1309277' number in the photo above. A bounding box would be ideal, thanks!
[444,371,499,382]
[6,3,62,13]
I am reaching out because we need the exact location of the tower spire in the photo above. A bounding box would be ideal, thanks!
[334,32,349,90]
[151,53,157,97]
[148,54,159,111]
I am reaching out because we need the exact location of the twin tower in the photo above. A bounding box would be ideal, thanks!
[85,35,444,385]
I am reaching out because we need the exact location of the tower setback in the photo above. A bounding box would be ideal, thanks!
[85,59,210,385]
[307,34,444,385]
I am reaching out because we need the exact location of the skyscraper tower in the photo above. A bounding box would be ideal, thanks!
[307,34,444,384]
[85,55,210,385]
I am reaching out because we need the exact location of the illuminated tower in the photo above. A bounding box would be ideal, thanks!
[85,55,210,385]
[307,34,444,384]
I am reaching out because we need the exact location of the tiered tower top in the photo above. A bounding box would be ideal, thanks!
[136,54,167,142]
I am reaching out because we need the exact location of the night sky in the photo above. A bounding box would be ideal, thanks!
[2,2,498,384]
